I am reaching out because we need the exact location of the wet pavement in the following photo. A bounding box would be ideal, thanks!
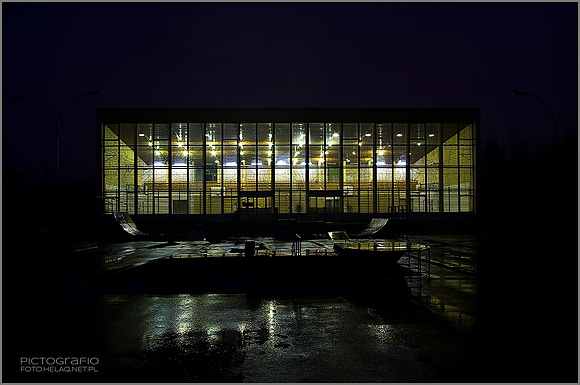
[67,235,480,333]
[6,290,479,383]
[3,232,577,383]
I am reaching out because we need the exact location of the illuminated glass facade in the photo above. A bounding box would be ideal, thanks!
[97,108,478,219]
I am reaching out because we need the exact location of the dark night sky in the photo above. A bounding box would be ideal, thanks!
[3,1,578,184]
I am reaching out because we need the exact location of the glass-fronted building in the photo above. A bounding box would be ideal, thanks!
[97,108,479,221]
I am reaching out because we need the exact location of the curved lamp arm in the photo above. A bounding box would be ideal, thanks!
[512,90,557,128]
[57,90,100,127]
[512,90,577,144]
[13,90,100,184]
[12,94,59,129]
[13,90,99,129]
[555,96,577,129]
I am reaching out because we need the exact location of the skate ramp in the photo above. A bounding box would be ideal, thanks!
[114,212,148,236]
[328,218,388,240]
[352,218,389,237]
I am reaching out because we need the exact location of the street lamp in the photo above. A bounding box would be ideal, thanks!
[13,90,100,184]
[512,90,577,145]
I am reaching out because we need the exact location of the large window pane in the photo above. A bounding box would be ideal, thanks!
[100,112,477,217]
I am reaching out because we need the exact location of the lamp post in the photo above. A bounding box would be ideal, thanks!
[13,90,100,184]
[512,90,577,145]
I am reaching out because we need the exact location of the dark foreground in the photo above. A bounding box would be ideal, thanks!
[2,227,578,383]
[6,291,480,383]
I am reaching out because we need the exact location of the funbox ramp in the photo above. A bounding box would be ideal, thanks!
[114,211,148,236]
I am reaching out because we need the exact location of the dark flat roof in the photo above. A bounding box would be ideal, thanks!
[96,108,480,124]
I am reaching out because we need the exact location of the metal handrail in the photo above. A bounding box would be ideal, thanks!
[291,234,302,256]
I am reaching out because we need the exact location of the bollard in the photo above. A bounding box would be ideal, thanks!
[244,240,255,258]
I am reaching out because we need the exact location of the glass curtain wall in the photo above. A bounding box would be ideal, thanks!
[101,119,476,216]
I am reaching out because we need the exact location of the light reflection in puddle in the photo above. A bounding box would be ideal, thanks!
[99,293,449,382]
[175,294,192,335]
[367,323,394,343]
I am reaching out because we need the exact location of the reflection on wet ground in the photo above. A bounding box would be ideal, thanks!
[4,233,577,383]
[7,291,476,383]
[402,236,480,331]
